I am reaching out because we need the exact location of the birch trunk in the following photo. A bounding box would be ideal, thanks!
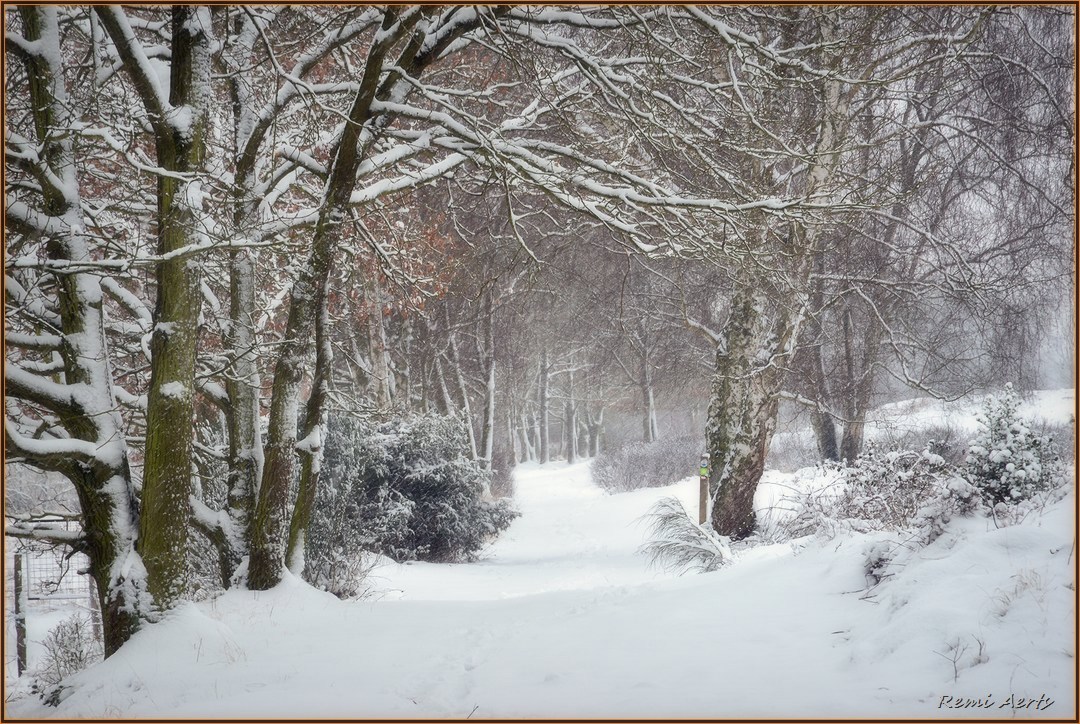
[705,30,848,538]
[706,280,795,538]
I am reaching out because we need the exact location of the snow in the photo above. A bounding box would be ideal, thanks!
[8,420,1074,719]
[158,382,186,399]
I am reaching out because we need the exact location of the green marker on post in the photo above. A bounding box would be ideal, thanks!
[698,453,710,524]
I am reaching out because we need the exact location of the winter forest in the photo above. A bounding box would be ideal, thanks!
[3,4,1076,719]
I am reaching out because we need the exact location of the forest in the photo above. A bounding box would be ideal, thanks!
[3,5,1074,709]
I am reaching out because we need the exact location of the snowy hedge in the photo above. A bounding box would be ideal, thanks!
[306,412,517,597]
[783,443,975,541]
[592,435,703,493]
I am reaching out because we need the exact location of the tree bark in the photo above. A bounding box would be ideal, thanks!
[366,273,392,409]
[285,284,333,574]
[12,6,146,652]
[478,289,496,477]
[138,6,212,610]
[706,281,793,539]
[640,335,659,443]
[249,8,433,589]
[539,351,551,463]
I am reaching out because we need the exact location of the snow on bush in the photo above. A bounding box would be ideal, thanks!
[784,444,970,540]
[965,384,1067,506]
[592,435,703,493]
[306,412,517,597]
[31,613,102,704]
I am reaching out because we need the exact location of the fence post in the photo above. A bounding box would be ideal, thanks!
[698,453,710,525]
[14,554,27,676]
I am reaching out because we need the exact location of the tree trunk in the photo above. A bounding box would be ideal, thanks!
[539,351,551,463]
[125,6,211,610]
[641,344,659,443]
[285,286,332,574]
[478,290,496,478]
[838,307,883,462]
[565,400,577,464]
[222,11,265,577]
[586,406,604,457]
[521,411,536,462]
[365,273,392,409]
[706,283,792,539]
[811,394,840,462]
[248,215,339,591]
[707,45,847,537]
[565,367,578,464]
[447,325,479,460]
[248,8,431,589]
[507,408,519,464]
[12,6,146,652]
[806,259,839,462]
[435,355,456,415]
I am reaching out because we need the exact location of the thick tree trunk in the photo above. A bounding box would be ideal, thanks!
[116,6,211,611]
[811,396,840,462]
[215,4,264,583]
[222,252,262,577]
[706,284,792,539]
[248,8,431,589]
[13,6,146,652]
[707,47,847,538]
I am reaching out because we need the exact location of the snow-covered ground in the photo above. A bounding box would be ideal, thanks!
[6,392,1076,719]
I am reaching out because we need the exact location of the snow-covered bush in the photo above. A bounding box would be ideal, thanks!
[592,435,703,493]
[306,412,517,596]
[32,613,102,701]
[783,444,980,542]
[884,422,969,466]
[965,385,1065,505]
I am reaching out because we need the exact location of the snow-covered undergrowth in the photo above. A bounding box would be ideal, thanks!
[769,388,1075,472]
[6,393,1075,719]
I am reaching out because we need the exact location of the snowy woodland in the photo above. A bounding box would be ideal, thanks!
[3,4,1076,719]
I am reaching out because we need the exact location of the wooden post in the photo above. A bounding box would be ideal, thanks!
[698,454,710,525]
[14,554,27,676]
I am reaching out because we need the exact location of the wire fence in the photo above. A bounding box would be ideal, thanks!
[20,544,94,601]
[8,519,102,676]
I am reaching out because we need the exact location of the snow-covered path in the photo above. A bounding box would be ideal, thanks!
[8,460,1075,719]
[368,461,687,601]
